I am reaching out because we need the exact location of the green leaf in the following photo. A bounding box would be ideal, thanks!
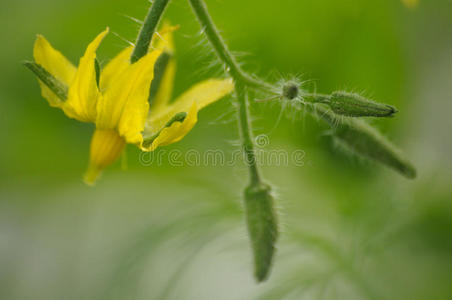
[24,61,68,101]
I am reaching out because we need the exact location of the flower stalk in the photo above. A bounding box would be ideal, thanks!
[188,0,278,281]
[130,0,170,63]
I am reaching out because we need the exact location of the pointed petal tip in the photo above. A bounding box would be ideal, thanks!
[97,27,110,40]
[101,27,110,38]
[33,34,46,49]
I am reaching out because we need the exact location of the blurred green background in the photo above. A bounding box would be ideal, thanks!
[1,0,452,299]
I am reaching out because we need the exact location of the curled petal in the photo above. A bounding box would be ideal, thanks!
[141,102,198,151]
[145,78,234,135]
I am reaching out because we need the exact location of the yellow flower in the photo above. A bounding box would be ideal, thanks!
[31,25,234,185]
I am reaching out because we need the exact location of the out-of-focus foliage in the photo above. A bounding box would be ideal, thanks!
[1,0,452,299]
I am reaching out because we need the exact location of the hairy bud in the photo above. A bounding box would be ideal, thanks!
[328,91,397,117]
[334,118,416,178]
[282,81,299,100]
[309,105,416,178]
[244,182,278,282]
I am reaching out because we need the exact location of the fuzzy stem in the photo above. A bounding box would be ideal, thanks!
[302,93,331,103]
[188,0,278,282]
[188,0,242,79]
[188,0,262,185]
[235,81,261,184]
[131,0,170,63]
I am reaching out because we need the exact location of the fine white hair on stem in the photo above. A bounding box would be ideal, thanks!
[120,14,144,25]
[111,31,135,47]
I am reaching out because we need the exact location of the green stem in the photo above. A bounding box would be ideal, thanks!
[235,81,261,184]
[302,93,331,103]
[188,0,243,79]
[130,0,170,63]
[188,0,262,185]
[188,0,279,282]
[188,0,273,92]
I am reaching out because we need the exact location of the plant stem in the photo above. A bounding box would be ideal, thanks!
[188,0,262,185]
[131,0,170,63]
[235,81,261,184]
[188,0,279,281]
[188,0,242,79]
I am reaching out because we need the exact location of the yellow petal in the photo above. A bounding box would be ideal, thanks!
[145,78,234,135]
[63,28,109,123]
[84,128,126,185]
[100,46,133,92]
[142,102,198,151]
[152,21,177,53]
[96,49,162,144]
[148,22,177,114]
[33,35,77,107]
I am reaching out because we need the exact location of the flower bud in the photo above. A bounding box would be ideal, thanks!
[309,105,416,178]
[334,119,416,179]
[244,182,278,282]
[282,81,299,100]
[328,91,397,117]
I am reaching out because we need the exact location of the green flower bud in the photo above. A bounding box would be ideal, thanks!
[310,105,416,178]
[328,91,397,117]
[244,182,278,282]
[334,118,416,179]
[282,81,299,100]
